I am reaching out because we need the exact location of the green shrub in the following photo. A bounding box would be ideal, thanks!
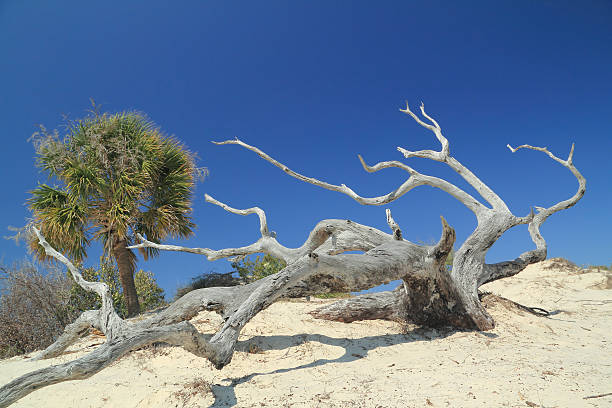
[174,254,287,298]
[134,270,166,312]
[174,272,242,300]
[231,254,287,283]
[68,261,166,318]
[176,254,353,299]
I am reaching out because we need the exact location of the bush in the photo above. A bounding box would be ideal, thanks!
[232,254,287,283]
[68,261,166,318]
[0,261,74,358]
[174,272,242,300]
[134,270,166,312]
[176,254,352,299]
[0,260,166,358]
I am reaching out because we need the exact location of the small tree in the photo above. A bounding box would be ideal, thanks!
[28,107,203,316]
[134,270,166,312]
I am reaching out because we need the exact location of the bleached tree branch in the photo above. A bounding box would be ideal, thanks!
[310,287,404,322]
[399,102,449,156]
[478,143,586,286]
[212,105,585,332]
[385,209,402,240]
[357,154,486,215]
[31,227,125,340]
[213,138,485,216]
[34,310,101,360]
[129,195,384,264]
[0,321,216,408]
[129,194,299,262]
[398,102,509,212]
[1,218,435,406]
[507,143,584,223]
[204,193,270,237]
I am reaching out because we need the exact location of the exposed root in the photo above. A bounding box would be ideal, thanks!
[480,292,550,317]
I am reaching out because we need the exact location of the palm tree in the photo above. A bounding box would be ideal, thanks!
[28,107,203,317]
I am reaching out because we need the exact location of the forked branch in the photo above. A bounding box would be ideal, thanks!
[478,143,586,285]
[398,102,509,212]
[129,193,333,263]
[357,154,485,215]
[129,195,401,265]
[507,143,585,225]
[214,137,485,216]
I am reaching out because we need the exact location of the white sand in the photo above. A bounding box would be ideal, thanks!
[1,259,611,407]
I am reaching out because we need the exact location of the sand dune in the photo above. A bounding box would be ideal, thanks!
[1,259,610,407]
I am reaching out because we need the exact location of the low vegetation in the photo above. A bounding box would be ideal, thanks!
[69,261,166,318]
[0,260,165,358]
[0,262,73,358]
[312,292,353,299]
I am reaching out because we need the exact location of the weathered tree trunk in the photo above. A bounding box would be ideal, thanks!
[0,103,586,407]
[112,237,140,317]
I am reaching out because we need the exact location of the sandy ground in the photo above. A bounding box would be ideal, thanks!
[1,259,611,408]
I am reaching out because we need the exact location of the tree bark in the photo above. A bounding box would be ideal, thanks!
[112,237,140,317]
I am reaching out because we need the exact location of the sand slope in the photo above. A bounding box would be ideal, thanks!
[1,259,611,407]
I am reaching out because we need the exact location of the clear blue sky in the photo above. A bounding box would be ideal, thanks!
[1,1,610,298]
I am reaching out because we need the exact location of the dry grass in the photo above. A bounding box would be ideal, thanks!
[313,292,352,299]
[172,377,212,406]
[0,261,76,358]
[542,257,579,272]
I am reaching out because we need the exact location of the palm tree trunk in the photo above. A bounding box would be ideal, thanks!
[112,238,140,317]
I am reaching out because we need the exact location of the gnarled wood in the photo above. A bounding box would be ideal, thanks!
[310,288,403,322]
[216,103,585,330]
[0,103,586,407]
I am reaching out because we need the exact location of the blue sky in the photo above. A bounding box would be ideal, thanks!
[1,1,610,297]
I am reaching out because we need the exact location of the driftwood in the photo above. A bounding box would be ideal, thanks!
[0,103,585,407]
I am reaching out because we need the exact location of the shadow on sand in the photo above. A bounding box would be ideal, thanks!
[209,326,495,407]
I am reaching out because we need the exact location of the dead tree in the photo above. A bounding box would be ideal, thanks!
[0,103,585,407]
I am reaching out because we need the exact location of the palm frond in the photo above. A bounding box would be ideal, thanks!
[28,107,201,266]
[27,185,90,262]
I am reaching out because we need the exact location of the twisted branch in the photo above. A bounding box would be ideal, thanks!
[357,154,485,215]
[204,193,270,237]
[2,103,587,407]
[213,138,485,216]
[31,227,125,340]
[479,144,586,286]
[129,194,310,263]
[398,102,509,213]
